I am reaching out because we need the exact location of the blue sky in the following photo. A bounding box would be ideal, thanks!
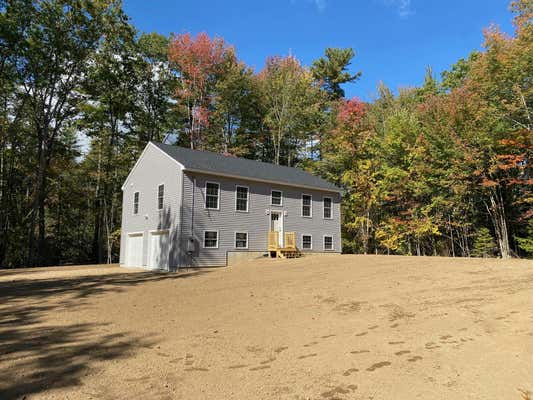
[124,0,514,100]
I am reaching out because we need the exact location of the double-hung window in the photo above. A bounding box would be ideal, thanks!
[204,231,218,248]
[157,184,164,210]
[235,232,248,249]
[323,197,332,219]
[205,182,220,209]
[271,190,282,206]
[235,186,249,212]
[302,234,312,250]
[133,192,140,215]
[302,194,312,217]
[324,235,334,250]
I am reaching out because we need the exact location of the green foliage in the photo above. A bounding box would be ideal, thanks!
[440,52,479,91]
[516,219,533,256]
[311,47,361,99]
[0,0,531,267]
[258,56,324,165]
[472,228,496,258]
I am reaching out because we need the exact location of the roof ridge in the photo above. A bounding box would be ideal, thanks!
[150,141,340,192]
[152,141,311,172]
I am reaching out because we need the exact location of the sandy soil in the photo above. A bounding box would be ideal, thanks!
[1,255,532,400]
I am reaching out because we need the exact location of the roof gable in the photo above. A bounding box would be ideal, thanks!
[150,142,341,192]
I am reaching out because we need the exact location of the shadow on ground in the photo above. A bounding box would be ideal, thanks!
[0,268,209,399]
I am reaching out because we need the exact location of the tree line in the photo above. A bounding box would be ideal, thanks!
[0,0,531,267]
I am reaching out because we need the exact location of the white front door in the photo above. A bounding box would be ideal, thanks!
[126,233,144,267]
[270,212,283,247]
[148,230,170,270]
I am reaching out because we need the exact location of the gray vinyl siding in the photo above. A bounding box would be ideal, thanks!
[179,171,341,267]
[120,144,183,270]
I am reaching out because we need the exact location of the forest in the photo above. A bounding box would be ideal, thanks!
[0,0,531,267]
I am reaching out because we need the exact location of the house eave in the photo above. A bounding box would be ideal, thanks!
[182,167,342,194]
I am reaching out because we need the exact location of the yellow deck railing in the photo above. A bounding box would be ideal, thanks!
[268,231,279,251]
[268,231,297,250]
[268,231,301,259]
[284,232,296,249]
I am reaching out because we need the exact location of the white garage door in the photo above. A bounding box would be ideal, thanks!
[126,233,144,267]
[148,230,170,270]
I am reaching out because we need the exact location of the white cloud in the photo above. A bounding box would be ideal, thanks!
[383,0,415,18]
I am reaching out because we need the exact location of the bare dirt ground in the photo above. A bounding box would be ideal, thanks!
[1,255,532,400]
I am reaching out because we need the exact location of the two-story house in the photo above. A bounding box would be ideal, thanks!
[120,142,342,270]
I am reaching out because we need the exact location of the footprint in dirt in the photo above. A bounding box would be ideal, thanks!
[440,335,458,344]
[350,350,370,355]
[298,353,318,359]
[249,365,271,371]
[342,367,359,376]
[228,364,249,369]
[321,385,357,398]
[366,361,391,371]
[246,345,264,354]
[333,301,365,314]
[321,296,337,304]
[321,334,336,339]
[395,350,411,356]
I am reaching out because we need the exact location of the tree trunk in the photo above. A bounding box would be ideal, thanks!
[485,189,511,259]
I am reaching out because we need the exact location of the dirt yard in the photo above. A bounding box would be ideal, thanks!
[1,255,532,400]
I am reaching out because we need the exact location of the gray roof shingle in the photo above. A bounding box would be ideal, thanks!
[151,142,340,192]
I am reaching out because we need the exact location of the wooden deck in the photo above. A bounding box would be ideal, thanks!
[268,231,302,259]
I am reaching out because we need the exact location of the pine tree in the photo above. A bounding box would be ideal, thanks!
[472,228,496,258]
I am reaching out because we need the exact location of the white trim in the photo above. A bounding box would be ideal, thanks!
[149,229,170,234]
[270,189,283,206]
[121,142,184,190]
[184,167,342,194]
[133,191,140,215]
[235,185,249,212]
[269,210,284,247]
[203,230,219,249]
[301,193,312,218]
[301,233,312,250]
[323,235,334,251]
[157,183,165,211]
[323,196,333,219]
[125,232,145,268]
[147,230,170,271]
[234,231,249,249]
[204,181,220,210]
